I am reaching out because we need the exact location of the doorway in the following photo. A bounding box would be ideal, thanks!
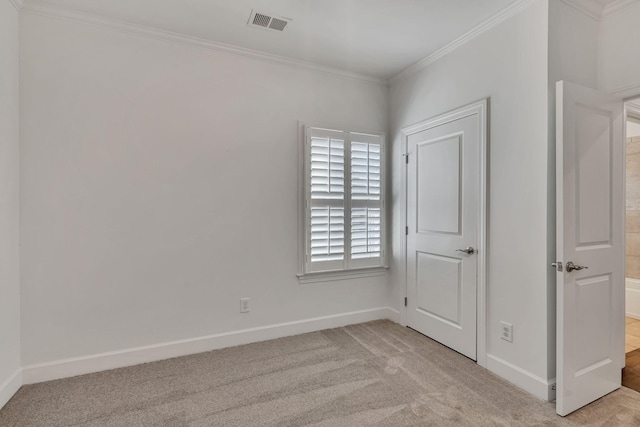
[402,100,487,363]
[622,99,640,392]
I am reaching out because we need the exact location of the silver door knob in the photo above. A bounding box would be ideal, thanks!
[565,261,588,272]
[456,247,475,255]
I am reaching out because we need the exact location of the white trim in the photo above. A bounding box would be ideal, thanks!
[389,0,537,84]
[486,354,554,401]
[297,266,389,284]
[607,82,640,100]
[18,0,385,86]
[628,102,640,116]
[398,135,409,327]
[626,278,640,319]
[602,0,640,18]
[400,99,488,368]
[560,0,604,20]
[560,0,639,20]
[7,0,22,11]
[21,307,398,385]
[0,369,22,410]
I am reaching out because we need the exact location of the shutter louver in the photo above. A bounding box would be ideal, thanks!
[309,131,345,265]
[351,141,381,201]
[350,135,383,261]
[351,207,381,259]
[310,207,344,262]
[311,137,344,200]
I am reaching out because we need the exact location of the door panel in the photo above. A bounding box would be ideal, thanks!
[556,80,624,416]
[416,252,462,325]
[406,102,485,361]
[575,105,612,246]
[417,135,462,235]
[574,275,611,373]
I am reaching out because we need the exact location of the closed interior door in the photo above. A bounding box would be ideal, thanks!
[406,102,484,361]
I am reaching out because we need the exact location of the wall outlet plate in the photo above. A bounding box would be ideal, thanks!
[500,321,513,343]
[240,298,250,313]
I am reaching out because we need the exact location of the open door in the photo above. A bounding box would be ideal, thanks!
[555,80,625,416]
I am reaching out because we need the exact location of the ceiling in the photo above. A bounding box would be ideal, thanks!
[21,0,526,79]
[21,0,633,79]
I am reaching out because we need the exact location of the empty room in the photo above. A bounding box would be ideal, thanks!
[3,0,640,425]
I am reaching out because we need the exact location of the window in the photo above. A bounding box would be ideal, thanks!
[300,125,386,277]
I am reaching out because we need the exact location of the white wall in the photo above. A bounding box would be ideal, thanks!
[599,2,640,94]
[389,0,552,399]
[0,0,22,409]
[19,14,391,370]
[549,1,599,89]
[629,119,640,138]
[547,0,600,385]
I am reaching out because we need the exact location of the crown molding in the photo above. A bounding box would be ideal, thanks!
[18,0,386,86]
[560,0,640,20]
[627,101,640,114]
[7,0,23,11]
[602,0,640,17]
[608,79,640,98]
[389,0,537,84]
[559,0,603,20]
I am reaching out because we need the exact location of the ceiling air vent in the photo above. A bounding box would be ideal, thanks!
[248,9,292,32]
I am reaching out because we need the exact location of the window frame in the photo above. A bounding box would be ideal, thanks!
[297,123,387,281]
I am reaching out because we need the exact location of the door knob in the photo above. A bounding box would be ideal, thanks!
[456,247,475,255]
[565,261,588,272]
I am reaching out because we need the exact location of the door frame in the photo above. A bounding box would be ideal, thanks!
[618,85,640,370]
[598,85,640,369]
[399,99,489,367]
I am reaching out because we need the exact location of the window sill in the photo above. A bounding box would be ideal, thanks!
[297,266,389,284]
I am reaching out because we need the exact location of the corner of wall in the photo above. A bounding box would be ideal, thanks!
[0,369,22,410]
[0,0,23,412]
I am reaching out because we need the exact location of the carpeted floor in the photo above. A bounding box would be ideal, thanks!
[2,320,640,426]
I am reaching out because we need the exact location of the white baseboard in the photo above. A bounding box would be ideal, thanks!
[626,278,640,319]
[486,354,554,401]
[22,306,399,385]
[0,369,22,410]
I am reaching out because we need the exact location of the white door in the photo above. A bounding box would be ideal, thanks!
[405,101,486,361]
[555,80,625,416]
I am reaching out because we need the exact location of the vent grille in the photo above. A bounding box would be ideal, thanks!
[248,10,291,32]
[252,13,271,28]
[269,18,288,31]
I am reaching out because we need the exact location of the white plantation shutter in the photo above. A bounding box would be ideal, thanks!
[310,207,344,262]
[350,133,383,267]
[310,136,345,200]
[304,126,385,273]
[306,128,346,272]
[351,141,381,201]
[351,207,381,259]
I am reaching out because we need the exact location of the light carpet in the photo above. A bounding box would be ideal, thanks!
[1,320,640,426]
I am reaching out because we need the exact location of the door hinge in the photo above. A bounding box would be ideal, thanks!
[404,297,408,307]
[405,226,408,235]
[405,153,409,164]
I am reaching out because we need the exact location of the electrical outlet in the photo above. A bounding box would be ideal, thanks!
[500,321,513,343]
[240,298,250,313]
